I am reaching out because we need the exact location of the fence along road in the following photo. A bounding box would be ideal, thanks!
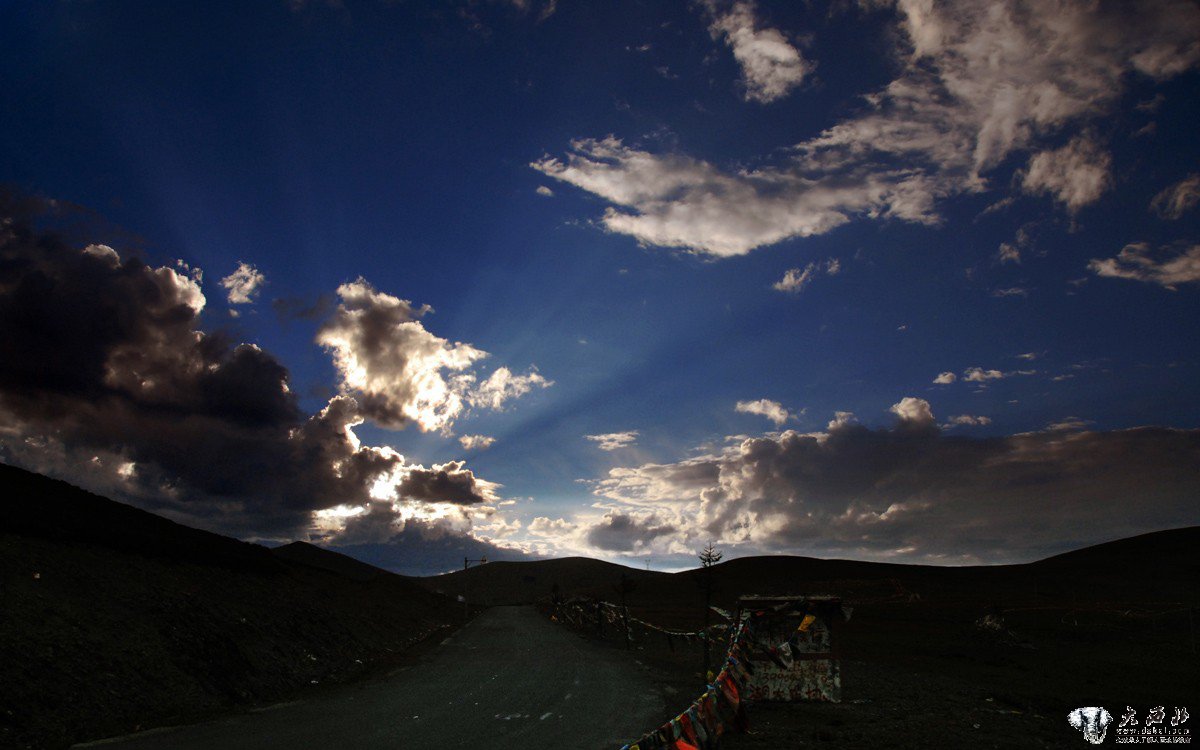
[77,606,666,750]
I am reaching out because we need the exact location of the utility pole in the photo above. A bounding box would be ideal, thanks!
[461,556,488,622]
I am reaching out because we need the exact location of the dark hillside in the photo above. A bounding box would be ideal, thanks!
[422,556,666,606]
[423,527,1200,615]
[0,464,460,750]
[0,463,281,572]
[271,540,392,582]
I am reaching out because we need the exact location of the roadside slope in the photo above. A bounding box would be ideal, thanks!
[0,464,460,750]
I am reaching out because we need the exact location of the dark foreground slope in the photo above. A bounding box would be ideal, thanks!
[0,464,460,750]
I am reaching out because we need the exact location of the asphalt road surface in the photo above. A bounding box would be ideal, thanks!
[77,606,666,750]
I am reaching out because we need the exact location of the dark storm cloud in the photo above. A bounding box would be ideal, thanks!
[585,511,676,552]
[590,399,1200,563]
[0,193,486,541]
[396,461,493,505]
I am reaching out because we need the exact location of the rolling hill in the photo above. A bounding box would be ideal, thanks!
[419,526,1200,621]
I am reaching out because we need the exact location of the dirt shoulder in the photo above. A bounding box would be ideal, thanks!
[542,592,1197,749]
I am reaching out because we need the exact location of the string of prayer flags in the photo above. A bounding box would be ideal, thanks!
[620,617,757,750]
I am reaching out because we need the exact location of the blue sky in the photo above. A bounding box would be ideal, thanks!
[1,0,1198,573]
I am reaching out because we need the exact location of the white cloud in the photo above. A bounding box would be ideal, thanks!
[997,242,1021,264]
[459,434,496,451]
[527,516,577,537]
[946,366,1037,384]
[889,396,934,425]
[1020,135,1112,212]
[703,0,811,104]
[773,258,840,293]
[532,137,883,257]
[945,414,992,427]
[536,185,554,197]
[316,279,549,433]
[827,411,856,430]
[736,398,792,426]
[468,366,552,411]
[963,367,1004,382]
[535,1,1200,257]
[1088,242,1200,290]
[773,266,814,293]
[991,287,1029,298]
[220,262,266,305]
[1150,174,1200,219]
[586,431,640,451]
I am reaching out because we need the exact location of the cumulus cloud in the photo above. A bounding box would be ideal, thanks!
[1020,135,1112,212]
[827,411,857,430]
[536,185,554,197]
[889,396,934,426]
[316,280,480,431]
[736,398,792,426]
[586,511,676,552]
[393,461,499,505]
[535,0,1200,256]
[933,371,957,384]
[0,193,520,563]
[528,516,577,537]
[220,261,266,305]
[459,434,496,451]
[1087,242,1200,290]
[702,0,811,104]
[586,431,639,451]
[772,258,840,293]
[583,412,1200,563]
[1150,174,1200,219]
[316,280,549,432]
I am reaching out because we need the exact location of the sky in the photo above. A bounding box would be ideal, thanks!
[1,0,1198,575]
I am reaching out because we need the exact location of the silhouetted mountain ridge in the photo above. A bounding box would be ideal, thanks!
[420,527,1200,607]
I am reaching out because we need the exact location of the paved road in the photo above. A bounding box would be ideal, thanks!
[78,606,666,750]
